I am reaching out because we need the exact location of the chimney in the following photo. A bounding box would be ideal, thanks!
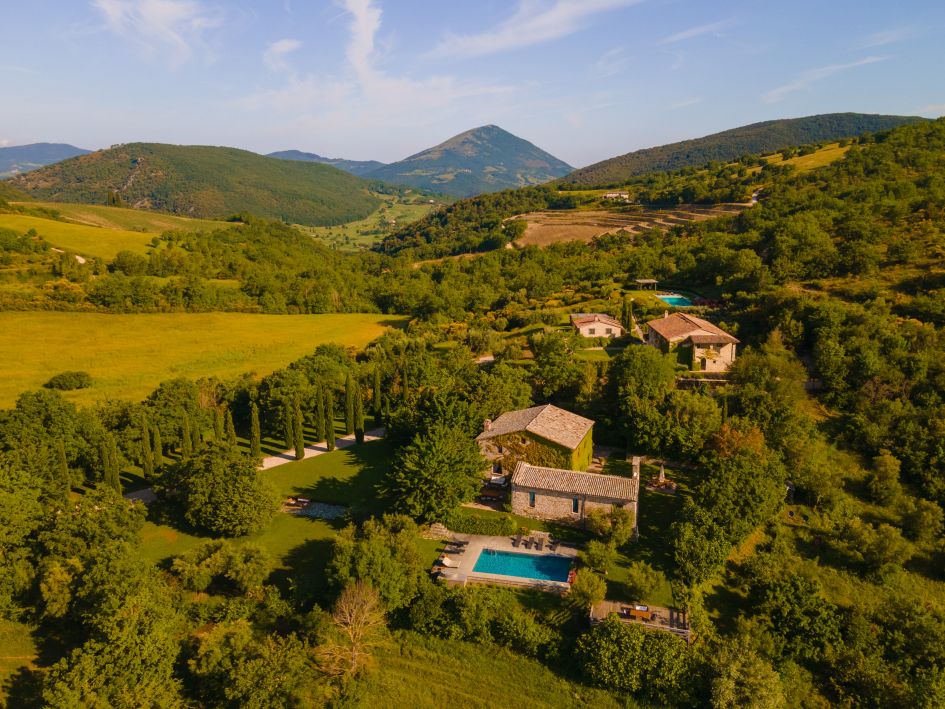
[483,419,492,432]
[632,456,641,479]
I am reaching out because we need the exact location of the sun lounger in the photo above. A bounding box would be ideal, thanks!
[535,537,545,551]
[512,535,523,548]
[440,556,460,568]
[549,540,559,552]
[450,540,469,547]
[523,537,533,549]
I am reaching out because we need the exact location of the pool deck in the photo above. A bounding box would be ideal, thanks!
[434,532,579,592]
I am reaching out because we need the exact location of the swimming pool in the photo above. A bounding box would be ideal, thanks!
[472,549,572,582]
[656,294,693,307]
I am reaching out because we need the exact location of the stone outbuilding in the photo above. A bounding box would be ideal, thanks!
[510,461,639,526]
[477,404,594,475]
[570,313,625,339]
[645,312,739,372]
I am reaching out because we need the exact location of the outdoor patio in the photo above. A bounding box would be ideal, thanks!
[590,599,692,643]
[432,532,579,592]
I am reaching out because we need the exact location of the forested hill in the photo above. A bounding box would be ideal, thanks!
[561,112,924,187]
[266,149,386,177]
[5,143,380,226]
[0,143,91,177]
[365,125,573,197]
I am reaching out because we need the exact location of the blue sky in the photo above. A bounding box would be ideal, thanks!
[3,0,944,167]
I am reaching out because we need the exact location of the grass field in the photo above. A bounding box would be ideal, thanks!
[748,142,851,175]
[14,201,230,233]
[0,311,404,406]
[348,631,626,709]
[0,619,37,700]
[514,205,743,248]
[0,213,156,259]
[302,196,438,250]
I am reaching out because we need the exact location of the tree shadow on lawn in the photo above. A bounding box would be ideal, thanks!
[2,667,43,709]
[272,536,340,607]
[291,445,393,522]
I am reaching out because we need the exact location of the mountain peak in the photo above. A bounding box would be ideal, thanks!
[366,125,572,197]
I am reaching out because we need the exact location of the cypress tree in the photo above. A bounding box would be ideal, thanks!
[213,408,224,442]
[224,408,237,447]
[250,402,261,461]
[344,371,356,435]
[283,403,293,450]
[181,414,193,458]
[354,384,365,444]
[139,414,154,479]
[314,385,326,442]
[191,412,202,451]
[373,363,383,426]
[101,434,121,493]
[151,425,164,473]
[293,397,305,460]
[325,390,336,452]
[402,365,409,400]
[55,439,70,495]
[383,393,391,424]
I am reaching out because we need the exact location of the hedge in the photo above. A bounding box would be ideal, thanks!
[443,509,518,537]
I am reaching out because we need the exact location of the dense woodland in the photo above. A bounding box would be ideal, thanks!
[1,118,945,706]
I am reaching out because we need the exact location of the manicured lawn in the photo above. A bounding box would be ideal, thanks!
[349,631,626,709]
[0,311,404,406]
[0,619,37,703]
[0,213,155,258]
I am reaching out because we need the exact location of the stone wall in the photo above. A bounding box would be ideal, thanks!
[511,485,629,525]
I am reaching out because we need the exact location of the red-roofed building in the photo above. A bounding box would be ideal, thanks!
[645,312,739,372]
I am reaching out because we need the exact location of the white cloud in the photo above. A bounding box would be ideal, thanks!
[593,47,629,79]
[669,98,700,110]
[658,19,731,45]
[855,28,914,49]
[263,38,302,73]
[91,0,224,66]
[431,0,643,58]
[238,0,512,156]
[763,55,888,103]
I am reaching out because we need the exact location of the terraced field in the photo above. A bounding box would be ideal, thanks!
[514,204,745,247]
[15,200,230,233]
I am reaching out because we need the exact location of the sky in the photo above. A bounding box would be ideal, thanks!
[2,0,944,168]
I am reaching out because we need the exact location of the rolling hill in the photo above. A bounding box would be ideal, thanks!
[0,142,90,178]
[561,112,925,187]
[365,125,573,197]
[5,143,380,226]
[266,149,386,177]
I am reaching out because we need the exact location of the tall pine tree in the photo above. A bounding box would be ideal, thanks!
[151,425,164,473]
[293,397,305,460]
[224,408,237,447]
[250,402,261,461]
[373,363,383,427]
[191,413,202,451]
[55,439,70,496]
[344,371,356,435]
[354,384,365,444]
[213,408,224,442]
[181,414,193,458]
[314,385,326,442]
[282,403,293,451]
[140,414,154,479]
[325,390,336,452]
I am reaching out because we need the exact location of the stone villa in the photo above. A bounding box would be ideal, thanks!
[570,313,625,339]
[510,460,639,525]
[476,404,594,475]
[645,312,739,372]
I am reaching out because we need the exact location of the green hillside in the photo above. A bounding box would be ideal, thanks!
[6,142,380,226]
[562,112,925,187]
[366,125,573,197]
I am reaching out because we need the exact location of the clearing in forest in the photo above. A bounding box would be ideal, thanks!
[0,311,404,406]
[13,201,230,233]
[514,205,743,247]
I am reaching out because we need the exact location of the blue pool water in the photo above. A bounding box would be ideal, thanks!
[656,294,693,307]
[473,549,572,582]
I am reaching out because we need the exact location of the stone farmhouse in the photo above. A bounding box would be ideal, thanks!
[645,312,739,372]
[476,404,594,475]
[510,461,639,525]
[570,313,625,339]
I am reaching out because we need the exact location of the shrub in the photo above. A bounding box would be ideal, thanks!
[442,510,518,537]
[43,371,93,390]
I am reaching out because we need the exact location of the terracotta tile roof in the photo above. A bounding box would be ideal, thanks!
[570,313,624,330]
[645,312,738,344]
[512,461,638,502]
[476,404,594,451]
